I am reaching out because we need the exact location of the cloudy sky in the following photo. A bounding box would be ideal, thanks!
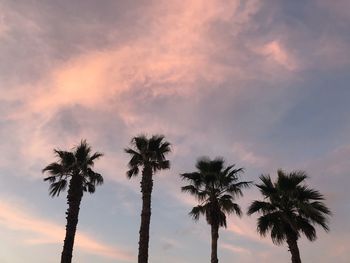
[1,0,350,262]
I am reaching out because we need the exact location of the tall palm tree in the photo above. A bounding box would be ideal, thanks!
[43,140,104,263]
[125,134,171,263]
[180,157,251,263]
[247,170,331,263]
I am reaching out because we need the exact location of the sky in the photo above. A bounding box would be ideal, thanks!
[0,0,350,262]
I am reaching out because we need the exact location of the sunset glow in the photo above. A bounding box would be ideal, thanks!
[0,1,349,262]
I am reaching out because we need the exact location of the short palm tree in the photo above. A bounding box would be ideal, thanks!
[43,140,103,263]
[247,170,331,263]
[125,135,171,263]
[180,157,251,263]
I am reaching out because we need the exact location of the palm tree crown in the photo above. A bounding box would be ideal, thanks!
[247,170,331,245]
[247,170,331,263]
[181,157,251,227]
[43,140,104,196]
[181,157,251,263]
[125,134,171,178]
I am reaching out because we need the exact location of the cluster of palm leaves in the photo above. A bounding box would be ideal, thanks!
[43,135,331,263]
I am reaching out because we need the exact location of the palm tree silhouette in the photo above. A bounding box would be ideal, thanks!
[43,140,103,263]
[181,157,251,263]
[125,135,171,263]
[247,170,331,263]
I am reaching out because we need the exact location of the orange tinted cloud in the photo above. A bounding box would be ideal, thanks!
[0,199,134,261]
[220,242,251,254]
[226,217,272,245]
[258,40,297,71]
[9,0,263,123]
[232,143,268,167]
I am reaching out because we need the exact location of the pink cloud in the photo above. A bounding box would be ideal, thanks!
[257,40,298,71]
[0,0,264,183]
[225,217,273,246]
[220,242,251,254]
[0,198,134,261]
[231,143,268,167]
[5,0,264,124]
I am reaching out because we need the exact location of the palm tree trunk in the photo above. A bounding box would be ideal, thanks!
[138,165,153,263]
[286,234,302,263]
[211,224,219,263]
[61,175,83,263]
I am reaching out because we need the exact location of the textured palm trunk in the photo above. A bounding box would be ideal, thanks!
[138,165,153,263]
[211,224,219,263]
[286,234,302,263]
[61,175,83,263]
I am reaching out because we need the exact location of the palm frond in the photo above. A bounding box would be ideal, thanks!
[296,216,316,241]
[126,167,139,178]
[256,174,275,197]
[189,205,206,221]
[247,201,276,215]
[42,162,64,176]
[181,157,248,229]
[88,152,104,165]
[133,135,148,152]
[248,170,331,247]
[44,141,104,198]
[49,179,67,197]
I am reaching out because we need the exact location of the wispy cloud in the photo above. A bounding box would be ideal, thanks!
[257,40,298,71]
[232,143,269,167]
[220,242,251,255]
[0,198,134,261]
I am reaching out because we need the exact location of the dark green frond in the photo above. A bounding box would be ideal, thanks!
[257,213,275,237]
[49,179,67,197]
[195,156,212,172]
[126,152,143,169]
[74,140,91,165]
[44,140,104,198]
[247,201,276,215]
[248,169,331,247]
[270,222,287,245]
[154,160,170,170]
[88,152,104,165]
[189,205,206,221]
[219,199,242,217]
[180,172,201,182]
[42,162,65,176]
[182,185,208,202]
[85,182,96,194]
[296,186,324,201]
[125,134,171,178]
[226,181,252,197]
[54,150,75,168]
[226,167,244,180]
[277,170,307,191]
[181,157,249,229]
[86,168,104,186]
[124,148,141,157]
[256,174,275,197]
[158,141,171,155]
[132,135,148,152]
[296,216,316,241]
[43,175,57,183]
[126,167,139,178]
[181,185,199,195]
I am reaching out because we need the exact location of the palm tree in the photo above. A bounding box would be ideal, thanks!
[125,134,171,263]
[43,140,104,263]
[180,157,251,263]
[247,170,331,263]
